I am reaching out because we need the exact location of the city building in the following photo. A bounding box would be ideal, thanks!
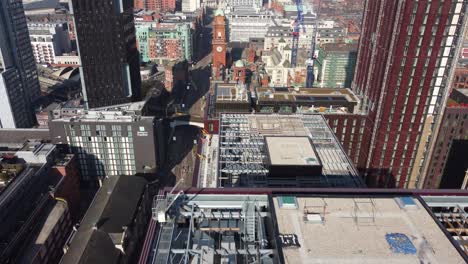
[136,25,151,63]
[0,0,41,128]
[20,199,73,264]
[212,10,227,80]
[54,54,80,66]
[227,0,262,9]
[225,7,277,43]
[0,129,51,144]
[28,20,72,65]
[145,0,176,13]
[49,103,166,185]
[157,10,205,61]
[0,142,79,262]
[35,99,84,129]
[23,0,66,15]
[263,21,318,52]
[255,87,360,114]
[453,67,468,89]
[35,65,81,101]
[352,0,468,187]
[317,43,357,88]
[203,81,370,169]
[61,175,156,264]
[423,89,468,189]
[136,21,194,63]
[263,25,293,51]
[24,6,77,45]
[141,193,278,263]
[423,194,468,254]
[139,188,468,263]
[182,0,200,12]
[70,0,142,108]
[317,26,347,43]
[153,23,193,63]
[134,0,145,9]
[164,60,189,93]
[199,113,364,188]
[261,40,307,87]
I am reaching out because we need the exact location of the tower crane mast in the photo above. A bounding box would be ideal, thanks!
[290,0,304,68]
[306,0,321,88]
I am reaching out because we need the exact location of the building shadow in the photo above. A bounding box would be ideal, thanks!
[364,168,397,188]
[158,125,200,187]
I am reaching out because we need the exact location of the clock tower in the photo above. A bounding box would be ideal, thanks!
[212,10,226,79]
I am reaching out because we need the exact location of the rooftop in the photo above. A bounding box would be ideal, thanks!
[0,129,50,144]
[140,189,468,264]
[23,0,59,11]
[144,194,277,264]
[274,196,465,263]
[321,42,359,52]
[22,199,67,261]
[255,87,359,114]
[214,83,250,103]
[266,137,319,166]
[52,102,151,123]
[201,114,363,188]
[61,175,148,264]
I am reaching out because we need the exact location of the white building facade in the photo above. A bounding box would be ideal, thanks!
[182,0,200,12]
[28,22,71,65]
[226,7,277,42]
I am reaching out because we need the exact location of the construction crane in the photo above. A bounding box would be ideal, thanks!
[305,0,321,88]
[290,0,305,68]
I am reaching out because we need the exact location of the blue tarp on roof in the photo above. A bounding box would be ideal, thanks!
[385,233,417,255]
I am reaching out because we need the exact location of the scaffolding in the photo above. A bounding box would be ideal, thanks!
[352,198,376,226]
[217,114,363,187]
[149,194,275,264]
[303,198,327,224]
[423,196,468,255]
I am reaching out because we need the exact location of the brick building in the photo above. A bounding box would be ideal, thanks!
[212,10,227,80]
[453,67,468,89]
[353,0,467,187]
[135,0,145,9]
[137,23,193,63]
[146,0,175,13]
[164,60,189,93]
[423,89,468,189]
[20,199,73,264]
[0,142,79,262]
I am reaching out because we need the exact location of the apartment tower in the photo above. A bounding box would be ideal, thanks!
[0,0,40,128]
[353,0,467,187]
[71,0,141,108]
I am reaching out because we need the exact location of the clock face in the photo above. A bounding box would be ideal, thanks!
[216,46,223,52]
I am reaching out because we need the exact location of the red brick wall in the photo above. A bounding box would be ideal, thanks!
[51,155,81,221]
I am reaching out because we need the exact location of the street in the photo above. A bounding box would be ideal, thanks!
[158,8,215,188]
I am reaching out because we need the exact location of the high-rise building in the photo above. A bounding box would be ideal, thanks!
[0,0,41,128]
[353,0,467,187]
[49,104,166,186]
[70,0,141,108]
[423,89,468,189]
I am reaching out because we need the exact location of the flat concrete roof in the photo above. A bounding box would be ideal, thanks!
[256,87,359,103]
[266,137,320,166]
[274,196,465,264]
